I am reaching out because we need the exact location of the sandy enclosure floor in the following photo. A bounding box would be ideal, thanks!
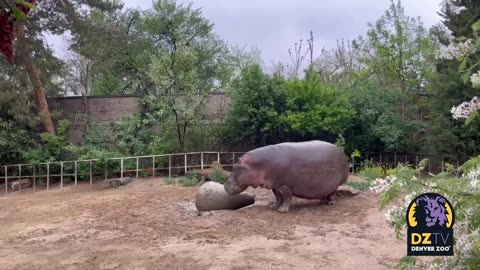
[0,178,408,270]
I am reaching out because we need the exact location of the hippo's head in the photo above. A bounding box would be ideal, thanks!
[224,162,263,195]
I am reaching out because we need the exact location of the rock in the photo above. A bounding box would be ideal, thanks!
[11,179,32,191]
[195,181,255,211]
[101,177,133,189]
[336,185,360,197]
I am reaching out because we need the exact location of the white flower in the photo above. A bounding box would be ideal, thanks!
[384,205,403,226]
[441,0,467,15]
[466,166,480,190]
[471,71,480,88]
[370,175,397,193]
[451,96,480,119]
[427,181,437,188]
[438,39,475,61]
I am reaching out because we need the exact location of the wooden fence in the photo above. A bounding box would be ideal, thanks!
[352,152,468,174]
[0,152,245,196]
[1,150,469,196]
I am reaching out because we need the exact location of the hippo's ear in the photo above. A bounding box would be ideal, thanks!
[233,163,250,171]
[239,155,260,168]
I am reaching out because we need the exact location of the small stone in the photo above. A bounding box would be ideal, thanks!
[10,179,32,191]
[336,185,360,197]
[195,181,255,211]
[101,177,133,189]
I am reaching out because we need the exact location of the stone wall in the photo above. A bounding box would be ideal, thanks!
[56,93,231,145]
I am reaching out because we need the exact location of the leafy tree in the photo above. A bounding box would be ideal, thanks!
[281,69,354,142]
[352,0,438,153]
[71,7,154,96]
[1,1,122,136]
[144,0,232,150]
[223,64,287,147]
[427,0,480,159]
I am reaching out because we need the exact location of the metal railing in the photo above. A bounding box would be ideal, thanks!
[0,151,245,196]
[1,150,469,196]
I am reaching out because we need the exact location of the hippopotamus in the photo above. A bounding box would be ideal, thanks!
[224,140,349,213]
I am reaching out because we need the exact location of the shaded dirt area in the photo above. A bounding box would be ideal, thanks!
[0,178,407,270]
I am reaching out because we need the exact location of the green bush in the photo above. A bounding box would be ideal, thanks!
[163,178,177,185]
[460,155,480,174]
[344,181,371,191]
[209,164,228,184]
[371,158,480,269]
[177,175,202,186]
[0,120,34,165]
[358,165,384,181]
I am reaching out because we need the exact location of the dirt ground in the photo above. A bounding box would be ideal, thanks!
[0,177,410,270]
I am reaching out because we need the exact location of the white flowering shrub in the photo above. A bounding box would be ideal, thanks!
[371,160,480,269]
[450,96,480,120]
[441,16,480,123]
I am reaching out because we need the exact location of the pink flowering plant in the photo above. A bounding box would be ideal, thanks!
[370,159,480,269]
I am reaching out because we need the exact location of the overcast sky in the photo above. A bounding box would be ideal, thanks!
[50,0,444,70]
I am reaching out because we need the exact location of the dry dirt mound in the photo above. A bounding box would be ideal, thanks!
[0,179,407,270]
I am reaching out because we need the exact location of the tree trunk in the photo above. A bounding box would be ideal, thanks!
[17,26,55,134]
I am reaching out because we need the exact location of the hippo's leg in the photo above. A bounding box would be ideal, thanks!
[276,186,293,213]
[326,191,336,205]
[269,189,283,209]
[319,197,328,204]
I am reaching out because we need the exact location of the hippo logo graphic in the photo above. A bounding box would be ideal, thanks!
[406,193,454,256]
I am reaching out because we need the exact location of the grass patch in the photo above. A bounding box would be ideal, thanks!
[163,175,202,186]
[358,166,383,181]
[163,178,177,185]
[344,181,372,191]
[210,166,228,184]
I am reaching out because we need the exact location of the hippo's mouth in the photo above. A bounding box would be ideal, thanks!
[224,180,247,195]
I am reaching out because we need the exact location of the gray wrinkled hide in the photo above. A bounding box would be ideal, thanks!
[195,181,255,211]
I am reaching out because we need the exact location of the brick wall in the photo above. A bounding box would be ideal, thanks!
[55,93,231,145]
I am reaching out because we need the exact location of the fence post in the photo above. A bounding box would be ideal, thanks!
[4,166,7,195]
[232,153,235,168]
[168,155,172,178]
[201,152,204,170]
[74,161,78,187]
[121,158,124,178]
[136,157,139,179]
[394,153,397,167]
[184,154,187,174]
[47,163,50,190]
[441,155,444,173]
[428,158,431,174]
[33,164,36,192]
[60,162,64,189]
[415,155,418,167]
[104,161,108,180]
[89,160,93,186]
[18,164,21,192]
[152,156,156,178]
[379,153,382,167]
[217,152,220,164]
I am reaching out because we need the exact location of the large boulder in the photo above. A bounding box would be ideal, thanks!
[195,181,255,211]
